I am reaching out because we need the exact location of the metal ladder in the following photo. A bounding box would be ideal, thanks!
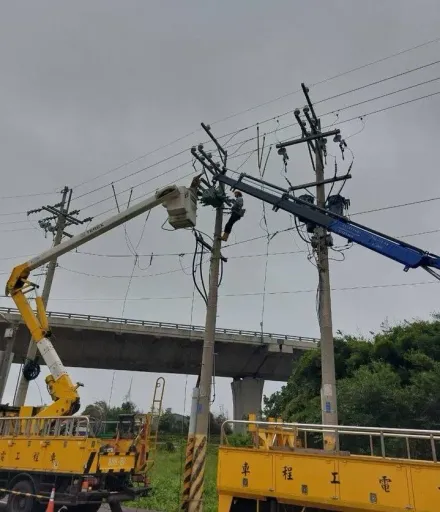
[145,377,165,472]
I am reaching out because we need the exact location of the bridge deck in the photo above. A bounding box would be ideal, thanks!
[0,307,318,381]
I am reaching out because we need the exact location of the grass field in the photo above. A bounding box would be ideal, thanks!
[129,441,218,512]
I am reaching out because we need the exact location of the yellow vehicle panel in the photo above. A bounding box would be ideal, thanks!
[97,453,136,473]
[273,452,337,506]
[217,448,273,496]
[218,447,440,512]
[337,456,412,510]
[410,464,440,512]
[0,437,96,474]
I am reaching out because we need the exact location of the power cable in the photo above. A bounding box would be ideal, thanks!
[2,40,440,215]
[42,34,440,200]
[10,80,435,225]
[316,63,440,105]
[207,35,440,126]
[72,81,439,220]
[34,57,440,214]
[33,227,440,282]
[0,190,58,200]
[1,86,439,232]
[2,280,435,303]
[0,217,440,276]
[323,76,440,116]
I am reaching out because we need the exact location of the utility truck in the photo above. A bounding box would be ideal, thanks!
[1,183,197,512]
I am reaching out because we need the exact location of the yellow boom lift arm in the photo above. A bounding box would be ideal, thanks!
[5,184,197,418]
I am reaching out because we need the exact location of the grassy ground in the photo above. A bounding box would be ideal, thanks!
[129,442,218,512]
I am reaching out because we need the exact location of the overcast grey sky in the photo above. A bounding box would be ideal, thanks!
[1,1,440,418]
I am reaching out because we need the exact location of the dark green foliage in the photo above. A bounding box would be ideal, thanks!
[263,315,440,433]
[82,400,139,421]
[158,407,232,435]
[227,432,253,447]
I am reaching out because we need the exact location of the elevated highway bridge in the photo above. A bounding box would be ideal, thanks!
[0,307,317,420]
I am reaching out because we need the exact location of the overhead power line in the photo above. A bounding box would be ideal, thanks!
[75,87,440,219]
[78,62,440,205]
[1,225,438,277]
[64,35,440,195]
[316,60,440,105]
[6,226,432,281]
[1,60,437,223]
[1,72,439,224]
[208,35,440,125]
[0,190,58,200]
[1,280,436,302]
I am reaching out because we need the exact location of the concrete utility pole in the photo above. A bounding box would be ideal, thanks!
[187,206,223,512]
[0,318,18,402]
[13,186,92,407]
[301,83,338,449]
[275,84,346,450]
[314,121,338,448]
[184,124,227,512]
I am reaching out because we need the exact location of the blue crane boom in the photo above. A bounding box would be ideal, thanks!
[213,171,440,281]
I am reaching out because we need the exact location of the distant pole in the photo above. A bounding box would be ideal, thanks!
[0,320,18,401]
[314,121,339,449]
[187,204,223,512]
[14,187,70,407]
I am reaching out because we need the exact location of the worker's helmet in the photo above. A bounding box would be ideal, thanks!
[234,190,242,197]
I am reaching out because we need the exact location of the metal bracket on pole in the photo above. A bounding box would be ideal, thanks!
[194,233,228,263]
[276,129,341,149]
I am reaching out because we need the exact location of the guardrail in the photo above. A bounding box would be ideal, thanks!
[221,420,440,461]
[0,415,90,438]
[0,306,318,344]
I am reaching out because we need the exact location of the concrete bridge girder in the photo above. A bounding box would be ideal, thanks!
[0,308,317,420]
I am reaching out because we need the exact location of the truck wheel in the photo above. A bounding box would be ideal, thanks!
[6,479,35,512]
[75,504,102,512]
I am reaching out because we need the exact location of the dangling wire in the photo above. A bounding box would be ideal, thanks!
[257,126,271,341]
[191,231,208,306]
[326,156,339,201]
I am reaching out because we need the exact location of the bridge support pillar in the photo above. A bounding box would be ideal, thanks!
[231,377,264,434]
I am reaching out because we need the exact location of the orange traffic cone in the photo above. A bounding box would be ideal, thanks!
[46,488,55,512]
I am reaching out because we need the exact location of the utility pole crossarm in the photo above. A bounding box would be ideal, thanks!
[214,173,440,277]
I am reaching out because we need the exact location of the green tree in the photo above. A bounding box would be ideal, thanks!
[263,315,440,436]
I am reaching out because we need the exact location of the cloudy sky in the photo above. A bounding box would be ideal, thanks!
[1,1,440,419]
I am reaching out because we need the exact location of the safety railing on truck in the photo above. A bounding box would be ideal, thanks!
[0,306,318,344]
[221,419,440,462]
[0,415,90,438]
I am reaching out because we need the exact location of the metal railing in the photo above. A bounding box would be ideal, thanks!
[0,415,90,438]
[221,420,440,462]
[0,306,318,344]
